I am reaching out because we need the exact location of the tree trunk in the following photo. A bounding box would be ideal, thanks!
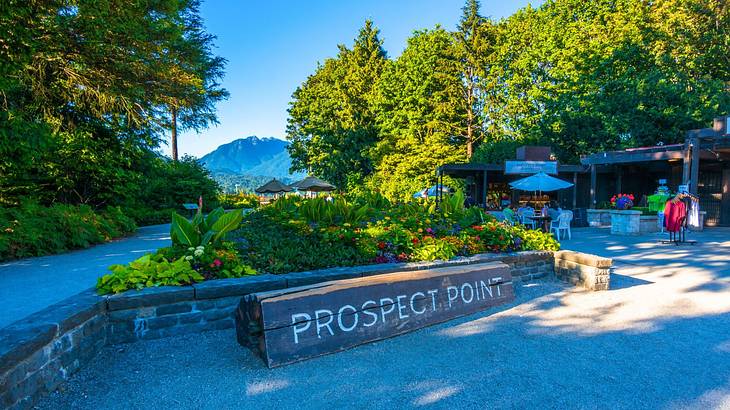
[171,106,178,161]
[466,72,474,159]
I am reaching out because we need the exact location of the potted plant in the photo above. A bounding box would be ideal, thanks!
[609,193,641,235]
[610,193,635,210]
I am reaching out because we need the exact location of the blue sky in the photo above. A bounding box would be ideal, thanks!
[171,0,543,158]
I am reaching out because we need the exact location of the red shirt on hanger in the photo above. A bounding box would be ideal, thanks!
[663,201,686,232]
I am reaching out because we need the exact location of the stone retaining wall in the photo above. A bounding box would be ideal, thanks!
[554,250,612,291]
[106,251,554,344]
[0,249,594,409]
[587,209,611,227]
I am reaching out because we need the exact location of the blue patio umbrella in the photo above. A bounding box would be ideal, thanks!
[509,172,573,192]
[412,185,451,198]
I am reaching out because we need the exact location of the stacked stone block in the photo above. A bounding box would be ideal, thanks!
[554,250,612,291]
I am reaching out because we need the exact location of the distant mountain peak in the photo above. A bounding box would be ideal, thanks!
[199,136,303,180]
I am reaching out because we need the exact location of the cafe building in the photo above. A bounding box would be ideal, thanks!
[437,116,730,227]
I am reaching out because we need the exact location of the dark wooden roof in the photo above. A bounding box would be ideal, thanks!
[439,163,586,174]
[255,178,293,194]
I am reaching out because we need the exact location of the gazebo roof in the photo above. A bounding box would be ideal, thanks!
[291,176,336,192]
[255,178,293,194]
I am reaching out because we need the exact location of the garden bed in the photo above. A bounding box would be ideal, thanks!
[96,193,560,295]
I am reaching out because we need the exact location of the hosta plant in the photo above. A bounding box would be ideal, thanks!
[97,253,204,294]
[170,207,242,247]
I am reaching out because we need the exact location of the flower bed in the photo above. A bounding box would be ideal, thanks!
[97,192,559,294]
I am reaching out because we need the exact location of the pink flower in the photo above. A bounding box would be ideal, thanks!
[213,259,222,267]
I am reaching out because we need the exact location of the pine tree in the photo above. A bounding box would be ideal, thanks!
[454,0,493,159]
[286,20,387,189]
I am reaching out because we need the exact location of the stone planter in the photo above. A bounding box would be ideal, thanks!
[610,210,641,235]
[639,215,659,234]
[587,209,612,227]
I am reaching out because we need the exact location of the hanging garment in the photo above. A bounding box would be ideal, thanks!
[663,201,687,233]
[687,200,700,228]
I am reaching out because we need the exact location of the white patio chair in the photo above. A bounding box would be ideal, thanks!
[550,211,573,240]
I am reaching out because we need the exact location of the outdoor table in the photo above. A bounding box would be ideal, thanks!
[526,215,552,232]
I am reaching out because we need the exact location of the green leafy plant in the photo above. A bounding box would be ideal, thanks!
[0,201,136,261]
[170,207,243,247]
[97,253,204,294]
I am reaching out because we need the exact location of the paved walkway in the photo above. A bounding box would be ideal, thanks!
[36,227,730,409]
[0,224,170,329]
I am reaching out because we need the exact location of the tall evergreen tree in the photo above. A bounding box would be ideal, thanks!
[369,28,466,200]
[286,20,387,190]
[453,0,493,159]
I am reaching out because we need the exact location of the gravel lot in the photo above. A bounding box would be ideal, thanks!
[35,228,730,409]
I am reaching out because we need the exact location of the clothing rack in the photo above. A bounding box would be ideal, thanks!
[661,193,698,246]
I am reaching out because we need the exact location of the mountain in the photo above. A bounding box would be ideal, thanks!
[199,136,305,192]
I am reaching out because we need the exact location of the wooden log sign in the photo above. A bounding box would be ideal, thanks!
[235,262,514,367]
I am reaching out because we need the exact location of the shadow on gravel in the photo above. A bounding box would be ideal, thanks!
[609,273,653,289]
[35,271,730,409]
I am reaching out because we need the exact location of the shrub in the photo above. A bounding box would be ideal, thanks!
[121,207,175,226]
[232,194,559,274]
[97,253,204,295]
[0,202,136,261]
[218,193,259,210]
[512,225,560,252]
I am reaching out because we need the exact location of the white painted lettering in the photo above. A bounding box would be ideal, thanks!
[474,281,480,300]
[396,295,409,319]
[410,292,426,314]
[314,309,334,338]
[337,305,358,332]
[480,280,492,298]
[291,313,311,344]
[461,282,474,303]
[380,297,395,322]
[428,289,438,311]
[447,286,458,308]
[361,300,378,327]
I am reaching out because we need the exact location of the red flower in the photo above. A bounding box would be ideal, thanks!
[377,241,386,249]
[472,225,484,231]
[213,259,222,267]
[411,238,419,245]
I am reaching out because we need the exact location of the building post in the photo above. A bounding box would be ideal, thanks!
[572,172,577,209]
[682,137,691,185]
[616,166,622,194]
[435,169,440,208]
[482,170,488,207]
[590,165,597,209]
[690,135,700,195]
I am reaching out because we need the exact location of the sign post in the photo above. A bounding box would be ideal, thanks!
[236,262,514,367]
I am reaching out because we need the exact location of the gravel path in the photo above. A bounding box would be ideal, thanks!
[0,224,170,329]
[35,228,730,409]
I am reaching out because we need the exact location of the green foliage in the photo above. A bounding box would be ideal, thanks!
[286,0,728,200]
[232,194,558,274]
[368,28,467,201]
[0,202,136,261]
[0,0,226,219]
[97,254,204,295]
[218,193,260,209]
[170,208,243,247]
[286,20,387,190]
[297,198,371,225]
[512,225,560,252]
